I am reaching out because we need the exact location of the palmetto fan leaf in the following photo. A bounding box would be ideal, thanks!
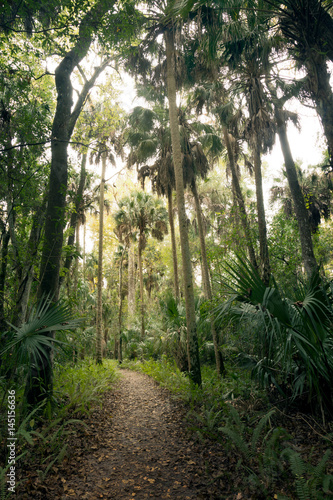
[1,297,82,371]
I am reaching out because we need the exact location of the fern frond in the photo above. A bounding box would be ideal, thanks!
[250,410,274,455]
[219,426,251,461]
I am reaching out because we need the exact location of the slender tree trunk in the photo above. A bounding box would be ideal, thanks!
[96,150,107,365]
[223,128,258,269]
[167,189,180,301]
[61,152,87,284]
[191,180,224,376]
[138,243,145,338]
[165,27,201,385]
[252,135,270,285]
[127,242,136,326]
[118,255,124,362]
[83,219,86,282]
[275,109,318,277]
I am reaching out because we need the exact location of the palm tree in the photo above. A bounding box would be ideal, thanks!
[165,22,202,384]
[113,244,127,362]
[113,196,137,325]
[95,149,107,364]
[127,102,224,374]
[114,191,168,338]
[126,105,180,301]
[125,0,202,385]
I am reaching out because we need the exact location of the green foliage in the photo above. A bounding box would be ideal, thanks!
[0,297,82,392]
[53,359,119,415]
[121,357,191,397]
[281,448,333,500]
[219,405,333,499]
[219,407,276,463]
[215,255,333,416]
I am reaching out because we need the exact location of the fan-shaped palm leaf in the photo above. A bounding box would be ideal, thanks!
[1,297,81,372]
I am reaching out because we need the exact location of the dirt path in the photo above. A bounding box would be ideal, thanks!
[47,369,227,500]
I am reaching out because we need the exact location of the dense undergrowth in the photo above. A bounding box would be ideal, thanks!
[0,359,118,500]
[122,357,333,500]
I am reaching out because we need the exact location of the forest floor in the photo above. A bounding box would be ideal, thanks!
[16,367,333,500]
[18,369,232,499]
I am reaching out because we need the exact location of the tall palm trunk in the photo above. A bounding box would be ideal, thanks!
[252,135,271,285]
[138,241,145,338]
[167,188,180,301]
[223,128,258,269]
[165,27,201,385]
[275,109,318,277]
[127,242,136,326]
[191,179,224,376]
[118,255,124,362]
[96,150,106,365]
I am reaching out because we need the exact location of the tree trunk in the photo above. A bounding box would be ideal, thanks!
[96,150,106,365]
[191,179,224,376]
[165,27,201,386]
[118,255,124,362]
[138,243,145,338]
[127,242,136,326]
[223,127,258,269]
[252,135,271,286]
[275,109,318,278]
[167,188,180,301]
[61,152,87,284]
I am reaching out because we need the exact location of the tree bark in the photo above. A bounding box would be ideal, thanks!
[167,188,180,301]
[138,243,145,338]
[127,242,136,326]
[96,150,106,365]
[191,179,224,376]
[252,135,271,286]
[223,127,258,269]
[165,27,201,386]
[118,254,123,362]
[275,109,318,277]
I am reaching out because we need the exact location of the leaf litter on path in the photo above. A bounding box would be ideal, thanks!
[18,369,231,499]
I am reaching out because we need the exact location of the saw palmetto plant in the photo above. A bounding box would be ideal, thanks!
[214,255,333,417]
